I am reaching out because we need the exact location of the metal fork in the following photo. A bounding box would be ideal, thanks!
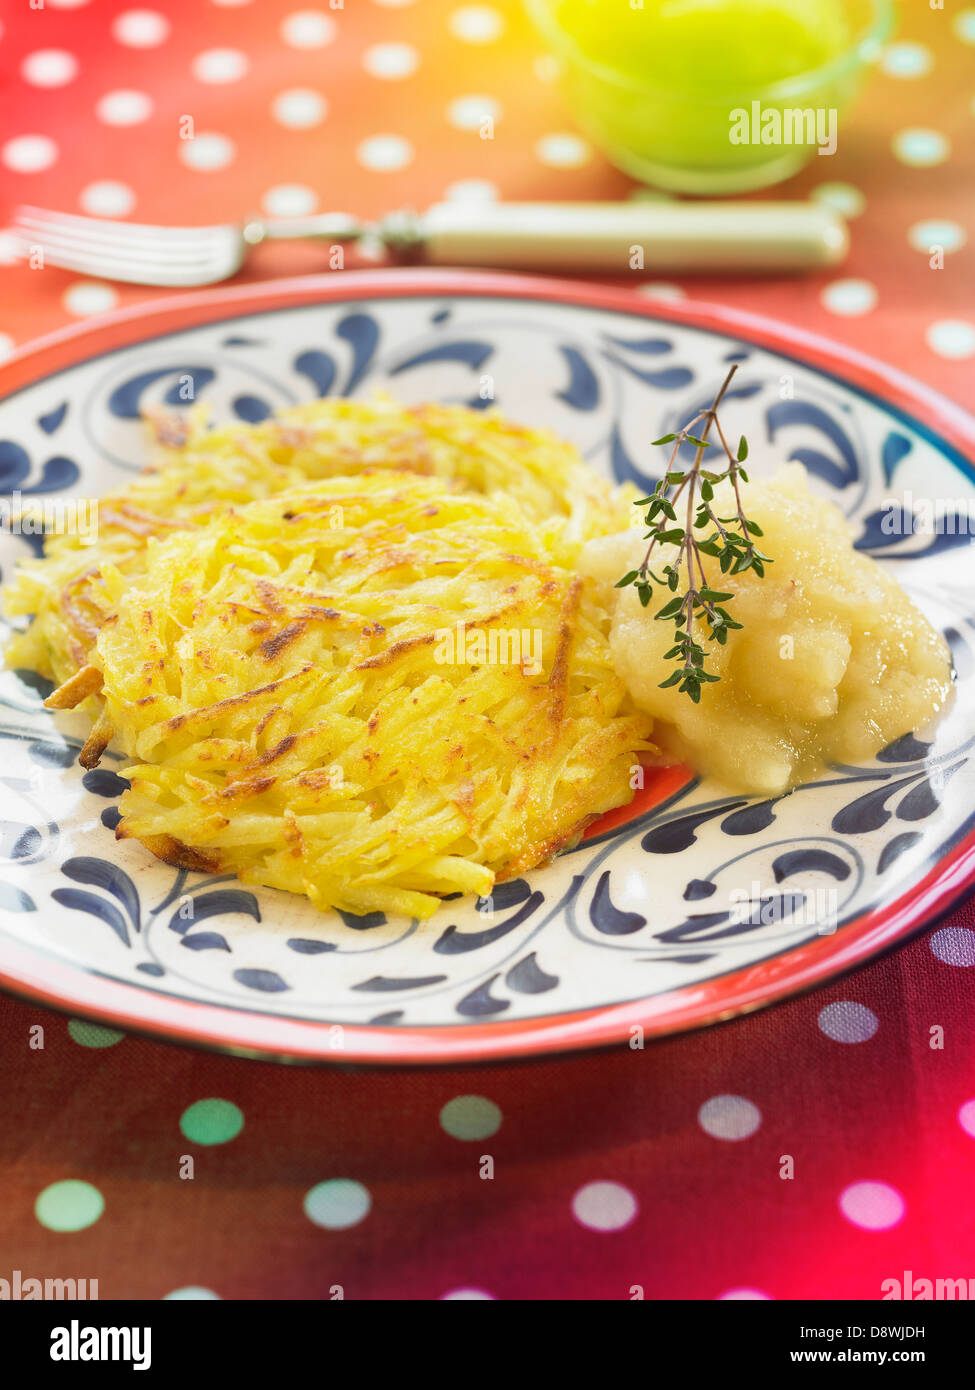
[8,205,366,287]
[6,199,849,287]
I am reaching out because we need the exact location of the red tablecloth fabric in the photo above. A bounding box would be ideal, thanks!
[0,0,973,1300]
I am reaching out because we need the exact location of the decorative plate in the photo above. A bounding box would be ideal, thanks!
[0,270,973,1064]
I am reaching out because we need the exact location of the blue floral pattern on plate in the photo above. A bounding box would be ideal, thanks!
[0,289,972,1031]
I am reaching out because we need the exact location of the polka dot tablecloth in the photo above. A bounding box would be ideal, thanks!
[1,1,974,1301]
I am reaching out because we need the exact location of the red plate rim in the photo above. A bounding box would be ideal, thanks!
[1,266,973,1066]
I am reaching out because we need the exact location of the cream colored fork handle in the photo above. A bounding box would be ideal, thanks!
[409,200,848,273]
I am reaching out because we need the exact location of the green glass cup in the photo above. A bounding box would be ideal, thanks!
[526,0,895,194]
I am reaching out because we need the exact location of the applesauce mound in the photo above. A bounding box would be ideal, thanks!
[581,464,953,796]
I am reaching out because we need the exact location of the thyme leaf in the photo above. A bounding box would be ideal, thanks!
[614,364,772,701]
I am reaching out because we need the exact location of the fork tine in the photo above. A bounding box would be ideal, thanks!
[8,237,218,282]
[11,222,222,266]
[7,206,242,285]
[15,251,224,287]
[6,234,231,286]
[14,205,233,246]
[11,213,228,258]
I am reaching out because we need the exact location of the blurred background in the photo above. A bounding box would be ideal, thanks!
[0,0,971,395]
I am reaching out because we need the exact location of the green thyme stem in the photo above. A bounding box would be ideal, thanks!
[614,362,773,702]
[635,364,738,581]
[712,413,756,554]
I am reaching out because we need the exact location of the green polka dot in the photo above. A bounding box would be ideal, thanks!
[68,1019,125,1048]
[439,1094,502,1141]
[179,1098,244,1146]
[163,1286,221,1300]
[35,1180,104,1232]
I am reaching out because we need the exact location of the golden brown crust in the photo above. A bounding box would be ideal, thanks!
[258,621,307,661]
[354,632,436,671]
[45,663,104,710]
[164,664,314,730]
[545,576,582,727]
[119,828,221,874]
[79,712,114,769]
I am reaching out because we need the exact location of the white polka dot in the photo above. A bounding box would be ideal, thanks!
[909,219,966,254]
[304,1179,371,1229]
[178,132,236,172]
[0,233,21,265]
[449,5,505,43]
[572,1181,638,1232]
[881,42,933,78]
[112,9,171,48]
[719,1287,772,1300]
[534,54,560,83]
[959,1099,975,1138]
[536,133,591,168]
[0,334,16,363]
[698,1094,762,1141]
[441,1287,495,1299]
[211,0,253,6]
[192,48,250,84]
[371,0,417,6]
[261,184,319,217]
[96,89,154,126]
[2,135,59,173]
[163,1286,222,1299]
[357,134,414,171]
[79,180,136,217]
[444,178,498,202]
[931,925,975,963]
[281,10,336,48]
[893,128,950,167]
[48,0,91,7]
[21,49,79,88]
[839,1181,905,1231]
[363,42,419,79]
[953,9,975,43]
[926,320,975,360]
[812,182,865,218]
[439,1095,502,1140]
[271,89,327,130]
[63,282,119,316]
[447,95,502,131]
[818,1001,879,1043]
[821,278,877,316]
[637,281,686,301]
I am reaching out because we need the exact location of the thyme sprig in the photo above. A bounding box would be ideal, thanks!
[615,364,772,703]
